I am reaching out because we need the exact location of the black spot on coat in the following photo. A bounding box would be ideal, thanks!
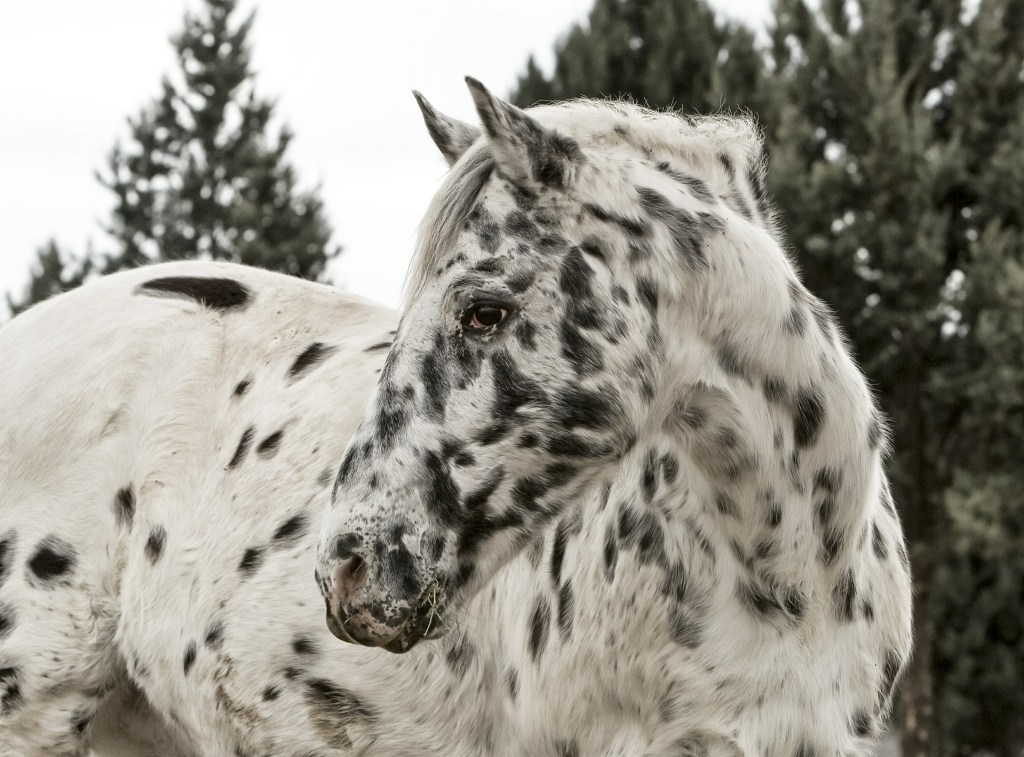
[288,342,336,381]
[183,642,197,675]
[145,526,166,563]
[793,387,826,448]
[0,532,16,589]
[228,426,255,469]
[0,602,15,639]
[205,620,224,649]
[304,678,378,747]
[138,276,251,310]
[273,513,309,546]
[527,596,551,662]
[256,430,284,458]
[557,582,574,641]
[27,536,76,583]
[239,546,264,576]
[114,485,135,528]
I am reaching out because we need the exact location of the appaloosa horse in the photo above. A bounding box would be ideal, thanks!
[0,79,911,756]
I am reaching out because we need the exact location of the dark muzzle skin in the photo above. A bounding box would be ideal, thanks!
[316,525,448,653]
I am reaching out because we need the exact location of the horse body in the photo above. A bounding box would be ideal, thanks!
[1,80,911,757]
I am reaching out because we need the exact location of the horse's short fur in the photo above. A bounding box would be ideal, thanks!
[0,80,911,756]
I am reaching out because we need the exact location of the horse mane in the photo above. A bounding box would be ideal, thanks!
[404,99,768,306]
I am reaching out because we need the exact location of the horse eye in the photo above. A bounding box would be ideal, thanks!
[463,304,508,332]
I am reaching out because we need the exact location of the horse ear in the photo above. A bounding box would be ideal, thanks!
[413,91,481,167]
[464,76,581,189]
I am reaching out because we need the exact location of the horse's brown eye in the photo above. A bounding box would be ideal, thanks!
[464,304,507,331]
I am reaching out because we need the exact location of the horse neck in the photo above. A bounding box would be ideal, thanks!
[650,230,882,583]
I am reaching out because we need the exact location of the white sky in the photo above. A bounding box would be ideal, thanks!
[0,0,770,310]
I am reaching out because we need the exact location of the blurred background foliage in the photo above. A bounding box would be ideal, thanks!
[7,0,1022,753]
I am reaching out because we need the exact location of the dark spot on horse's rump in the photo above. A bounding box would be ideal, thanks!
[292,634,319,656]
[114,485,135,528]
[137,276,251,310]
[262,684,280,701]
[228,426,255,469]
[317,467,335,488]
[232,378,251,397]
[239,546,264,576]
[555,738,580,757]
[256,429,285,458]
[145,526,166,564]
[0,666,23,714]
[793,386,826,448]
[0,602,15,639]
[205,620,224,649]
[288,342,336,381]
[27,535,76,584]
[273,512,308,546]
[0,531,17,588]
[304,678,378,747]
[183,641,197,675]
[527,595,551,662]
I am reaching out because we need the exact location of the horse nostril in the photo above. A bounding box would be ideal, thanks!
[333,555,369,603]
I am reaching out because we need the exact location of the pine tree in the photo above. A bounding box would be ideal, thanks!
[512,0,772,118]
[99,0,339,279]
[6,241,94,318]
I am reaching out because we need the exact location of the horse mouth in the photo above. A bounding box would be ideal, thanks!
[326,580,450,653]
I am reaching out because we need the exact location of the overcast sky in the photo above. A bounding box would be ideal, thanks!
[0,0,770,310]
